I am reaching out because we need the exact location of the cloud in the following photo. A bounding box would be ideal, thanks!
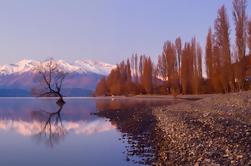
[0,119,115,137]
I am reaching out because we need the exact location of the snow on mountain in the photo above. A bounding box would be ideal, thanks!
[0,60,39,75]
[74,60,115,75]
[0,59,115,96]
[0,59,115,75]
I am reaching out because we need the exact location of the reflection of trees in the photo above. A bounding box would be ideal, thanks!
[96,98,251,165]
[31,102,66,148]
[95,99,168,165]
[96,98,170,111]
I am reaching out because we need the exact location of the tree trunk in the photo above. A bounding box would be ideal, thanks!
[56,94,65,104]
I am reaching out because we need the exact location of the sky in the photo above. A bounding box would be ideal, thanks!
[0,0,250,65]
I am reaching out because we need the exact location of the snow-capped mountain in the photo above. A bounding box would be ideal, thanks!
[0,59,115,76]
[0,59,115,97]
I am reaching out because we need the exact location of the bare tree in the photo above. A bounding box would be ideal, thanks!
[33,59,67,104]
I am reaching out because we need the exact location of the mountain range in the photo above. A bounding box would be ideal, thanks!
[0,59,115,97]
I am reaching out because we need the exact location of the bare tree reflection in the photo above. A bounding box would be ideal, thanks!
[31,102,66,148]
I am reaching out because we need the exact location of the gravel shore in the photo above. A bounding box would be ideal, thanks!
[154,92,251,165]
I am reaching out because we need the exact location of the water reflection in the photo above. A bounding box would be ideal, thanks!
[96,98,174,111]
[95,98,171,165]
[0,99,116,147]
[31,102,66,147]
[0,97,171,165]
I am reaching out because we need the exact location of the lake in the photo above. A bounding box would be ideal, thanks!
[0,97,172,166]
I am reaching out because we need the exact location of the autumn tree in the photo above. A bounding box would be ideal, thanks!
[214,5,234,93]
[95,77,108,96]
[175,37,182,72]
[179,38,202,95]
[233,0,247,90]
[100,58,136,96]
[175,37,182,92]
[106,67,121,95]
[196,42,203,93]
[125,58,134,94]
[163,41,178,93]
[157,53,168,82]
[152,64,159,94]
[211,43,224,93]
[191,38,199,94]
[139,55,144,82]
[205,28,214,92]
[248,19,251,55]
[156,54,167,94]
[181,43,191,94]
[95,0,251,96]
[131,54,139,84]
[142,56,153,94]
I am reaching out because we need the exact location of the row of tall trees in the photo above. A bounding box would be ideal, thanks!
[95,55,156,96]
[206,0,251,93]
[96,0,251,96]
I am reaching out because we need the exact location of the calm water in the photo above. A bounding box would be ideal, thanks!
[0,97,171,166]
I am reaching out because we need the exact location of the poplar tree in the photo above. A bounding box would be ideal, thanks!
[248,19,251,55]
[214,6,234,93]
[206,28,214,91]
[233,0,247,90]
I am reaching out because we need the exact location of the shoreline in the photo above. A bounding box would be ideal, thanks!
[153,91,251,165]
[90,91,251,165]
[0,92,244,100]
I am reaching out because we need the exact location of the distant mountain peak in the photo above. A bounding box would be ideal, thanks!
[0,59,115,76]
